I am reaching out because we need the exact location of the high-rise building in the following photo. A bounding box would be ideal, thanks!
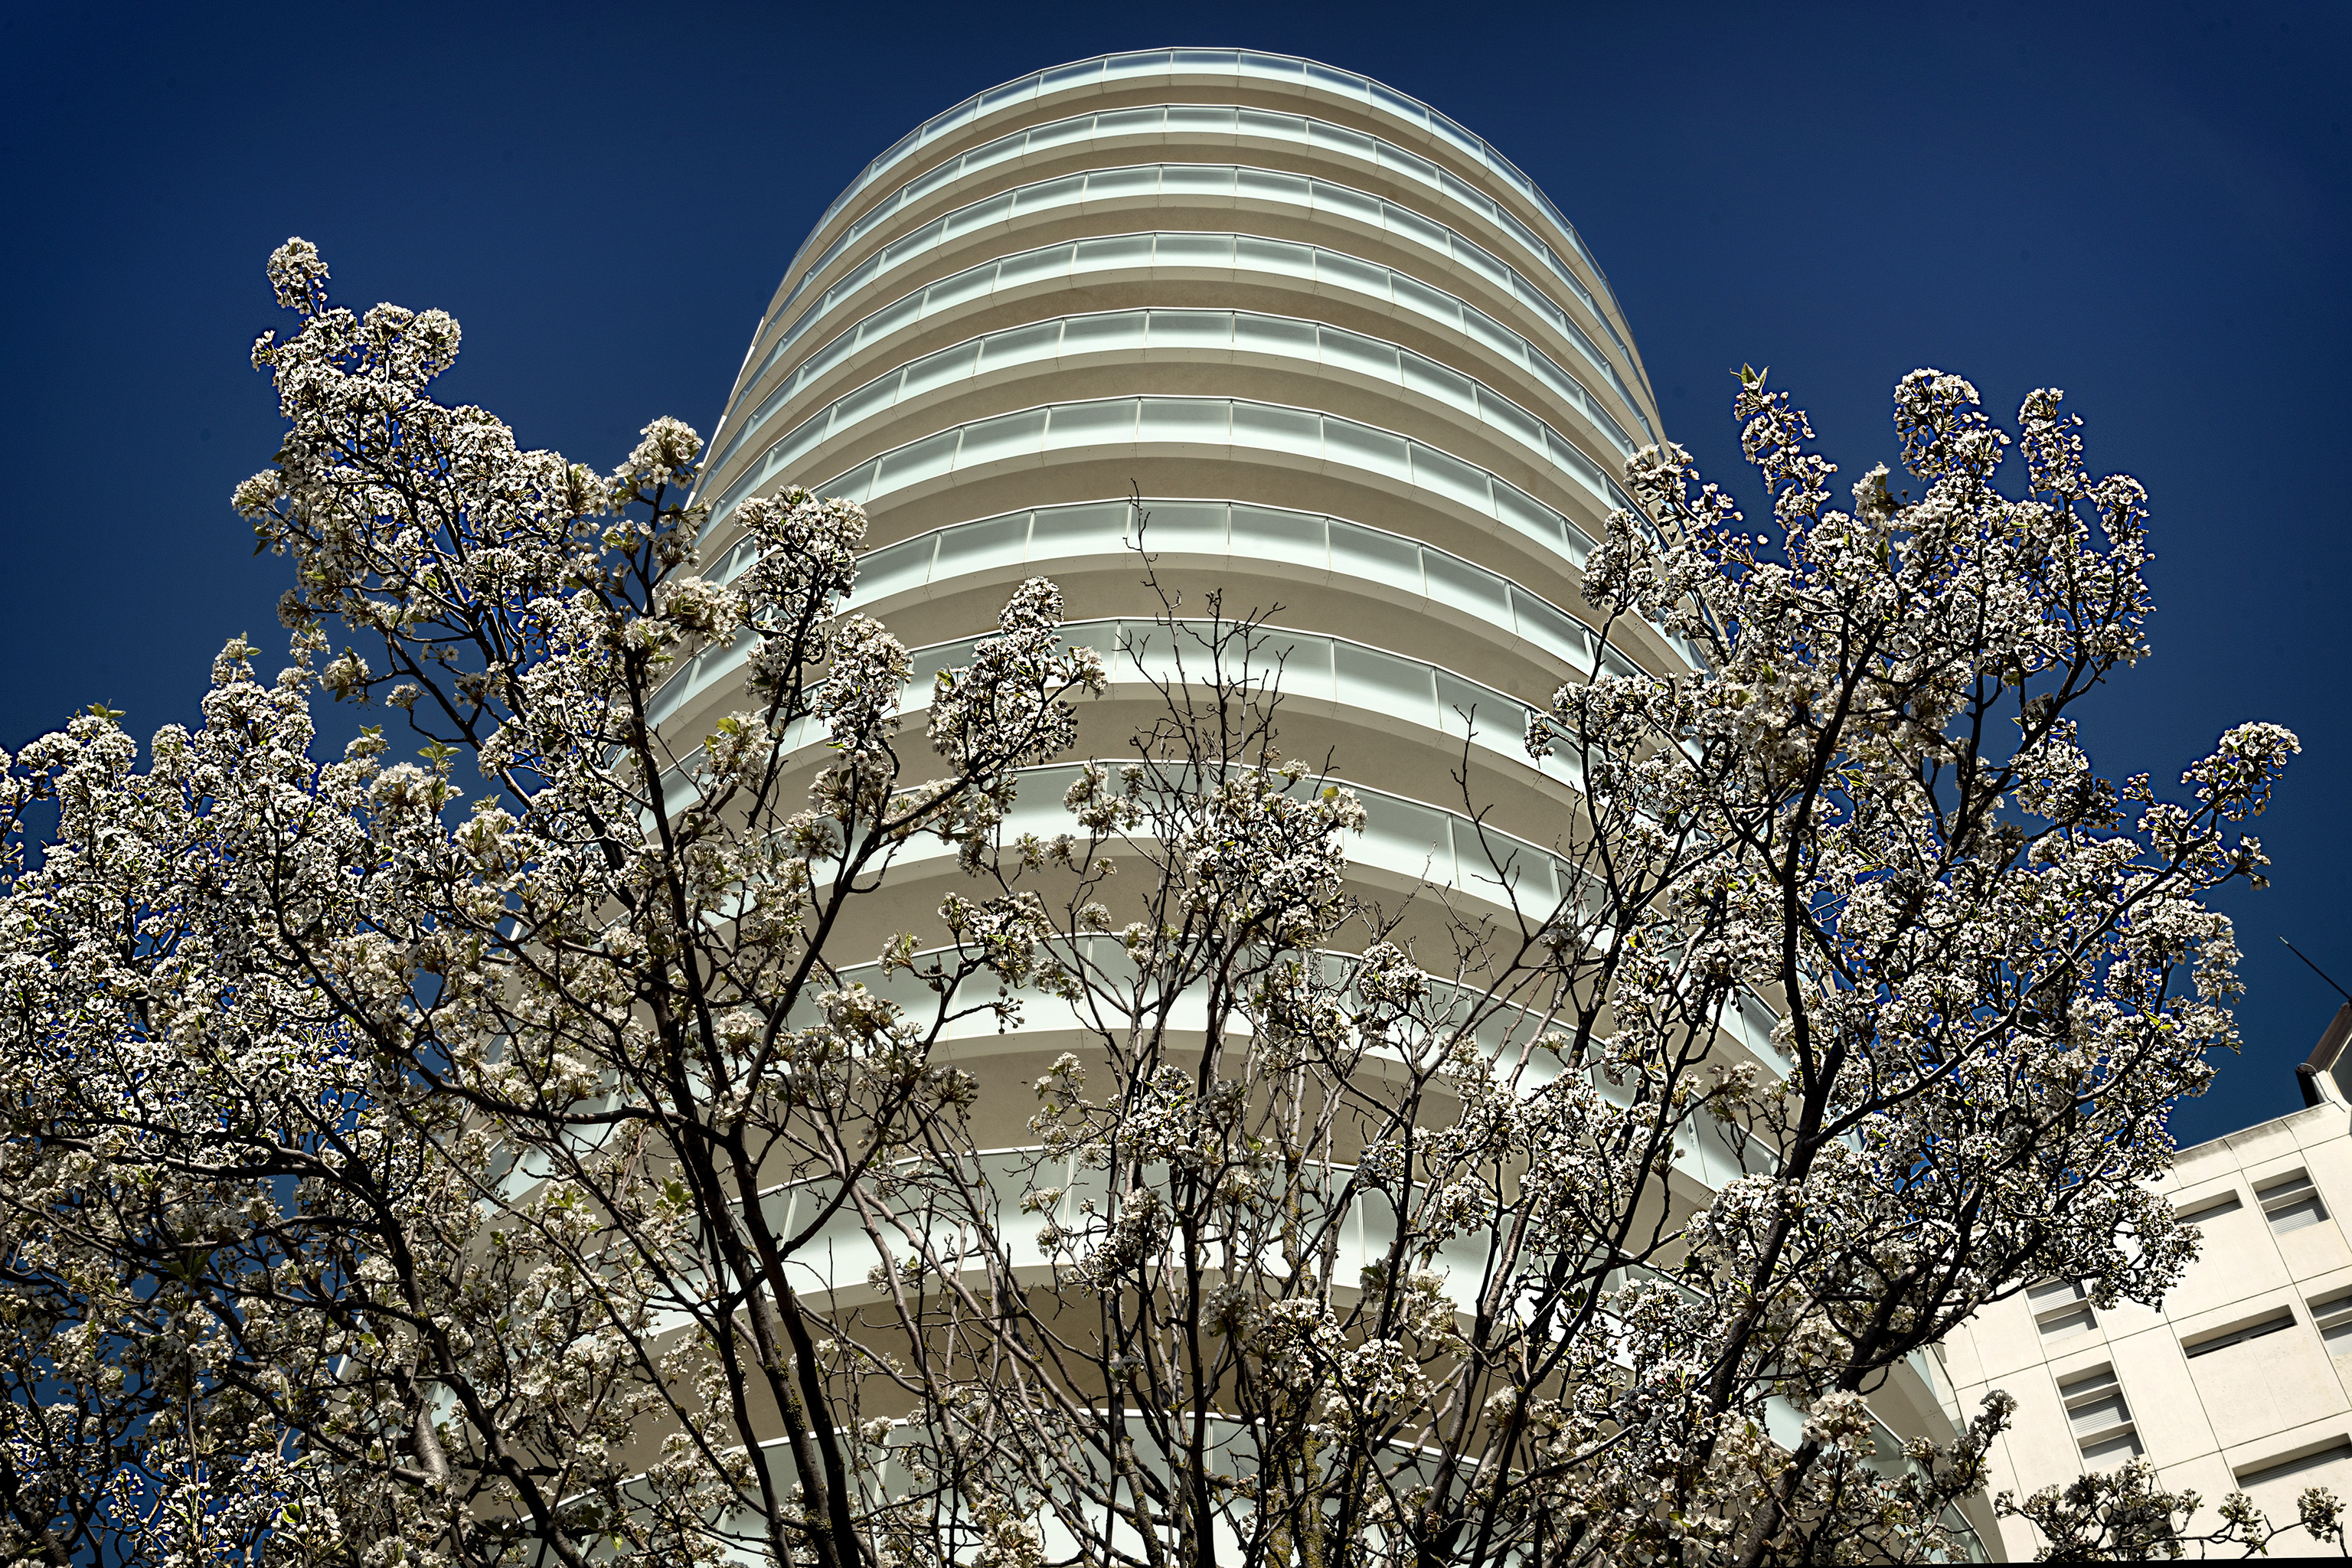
[671,47,1988,1554]
[1945,1007,2352,1560]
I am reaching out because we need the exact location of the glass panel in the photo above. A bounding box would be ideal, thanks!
[1165,104,1236,133]
[847,534,937,606]
[1058,311,1148,355]
[1323,420,1413,481]
[1233,313,1318,358]
[1083,165,1158,201]
[1020,116,1093,152]
[1402,355,1478,411]
[1510,591,1589,669]
[1389,273,1460,325]
[1312,181,1383,226]
[1318,328,1401,381]
[1236,234,1315,276]
[1232,400,1323,458]
[1235,505,1328,567]
[1448,237,1510,285]
[1308,121,1378,160]
[1236,51,1301,81]
[1380,145,1438,184]
[952,408,1049,466]
[872,427,959,491]
[1160,164,1237,196]
[1151,232,1236,268]
[1070,233,1153,270]
[1478,391,1548,451]
[1424,551,1512,623]
[1335,642,1436,727]
[1327,521,1422,593]
[1132,500,1227,555]
[1094,106,1166,136]
[1102,51,1171,78]
[977,74,1038,111]
[860,289,926,343]
[2325,1320,2352,1351]
[938,511,1030,571]
[1367,80,1426,126]
[2079,1431,2144,1464]
[1042,399,1138,449]
[1410,445,1496,512]
[1383,204,1452,254]
[1131,398,1227,446]
[946,190,1016,234]
[1040,59,1103,90]
[831,374,903,430]
[1028,501,1129,559]
[1434,671,1501,741]
[1259,631,1333,701]
[1314,250,1389,299]
[1304,60,1367,98]
[1236,168,1312,204]
[827,459,881,505]
[1010,174,1085,214]
[1147,309,1235,350]
[900,339,981,397]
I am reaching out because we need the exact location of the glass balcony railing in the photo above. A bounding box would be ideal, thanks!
[707,394,1615,595]
[733,162,1646,449]
[792,49,1636,369]
[669,499,1645,741]
[711,230,1642,482]
[766,100,1636,396]
[716,309,1629,545]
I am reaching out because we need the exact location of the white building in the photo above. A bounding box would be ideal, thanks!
[1942,1004,2352,1559]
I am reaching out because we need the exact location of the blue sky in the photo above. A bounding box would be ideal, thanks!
[4,0,2345,1144]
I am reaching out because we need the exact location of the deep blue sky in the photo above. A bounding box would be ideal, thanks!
[5,1,2345,1145]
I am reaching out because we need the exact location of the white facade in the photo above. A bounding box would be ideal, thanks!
[1943,1004,2352,1560]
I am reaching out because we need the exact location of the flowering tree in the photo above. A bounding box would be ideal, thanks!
[823,371,2305,1566]
[0,240,1104,1568]
[0,240,2306,1568]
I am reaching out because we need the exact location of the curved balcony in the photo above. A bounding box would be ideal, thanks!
[716,250,1641,485]
[657,617,1584,802]
[791,49,1635,364]
[690,498,1634,687]
[761,100,1636,400]
[710,397,1620,586]
[715,309,1633,550]
[729,162,1643,454]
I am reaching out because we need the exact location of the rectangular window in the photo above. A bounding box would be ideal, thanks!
[2238,1439,2352,1489]
[2028,1279,2097,1341]
[2259,1171,2330,1233]
[2312,1291,2352,1353]
[2184,1308,2297,1359]
[2059,1367,2141,1462]
[2176,1190,2244,1227]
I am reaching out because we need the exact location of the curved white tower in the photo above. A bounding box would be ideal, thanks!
[671,49,1987,1553]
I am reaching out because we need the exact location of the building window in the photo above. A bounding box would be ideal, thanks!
[2184,1308,2296,1359]
[2312,1291,2352,1353]
[2258,1171,2329,1234]
[2060,1367,2141,1463]
[2175,1190,2243,1227]
[2028,1279,2098,1340]
[2237,1438,2352,1489]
